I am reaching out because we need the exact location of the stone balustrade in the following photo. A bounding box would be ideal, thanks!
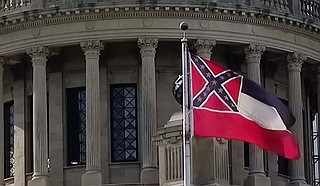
[0,0,33,14]
[0,0,319,27]
[0,0,29,10]
[154,111,183,186]
[300,0,320,20]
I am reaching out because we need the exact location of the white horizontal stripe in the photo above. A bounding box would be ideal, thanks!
[194,106,238,114]
[238,92,287,131]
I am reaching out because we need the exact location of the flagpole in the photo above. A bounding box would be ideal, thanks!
[180,21,191,186]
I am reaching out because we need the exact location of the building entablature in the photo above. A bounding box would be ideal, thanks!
[1,2,320,35]
[0,2,319,63]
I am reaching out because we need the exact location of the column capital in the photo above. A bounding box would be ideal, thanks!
[244,43,266,64]
[287,52,306,72]
[27,46,49,66]
[80,40,104,56]
[0,57,6,72]
[194,39,216,60]
[138,37,158,58]
[0,56,5,63]
[80,40,104,53]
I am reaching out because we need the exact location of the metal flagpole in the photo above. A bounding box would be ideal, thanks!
[180,21,191,186]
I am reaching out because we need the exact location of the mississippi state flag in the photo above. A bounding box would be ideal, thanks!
[190,53,300,159]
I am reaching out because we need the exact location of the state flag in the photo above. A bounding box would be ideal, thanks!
[190,53,300,159]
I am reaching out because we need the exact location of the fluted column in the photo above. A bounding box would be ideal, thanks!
[138,37,159,184]
[287,53,309,186]
[27,46,50,186]
[0,57,5,186]
[80,40,103,186]
[48,54,64,186]
[243,44,271,186]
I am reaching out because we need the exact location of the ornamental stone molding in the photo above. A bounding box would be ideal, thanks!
[0,7,318,41]
[80,40,104,59]
[26,46,49,66]
[287,52,307,72]
[137,37,159,58]
[244,44,266,64]
[0,57,6,72]
[216,137,228,144]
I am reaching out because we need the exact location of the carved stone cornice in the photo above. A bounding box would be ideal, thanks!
[138,37,158,58]
[244,43,266,64]
[194,39,216,60]
[287,52,306,72]
[0,7,318,42]
[216,137,227,144]
[154,124,182,146]
[80,40,104,59]
[26,46,49,66]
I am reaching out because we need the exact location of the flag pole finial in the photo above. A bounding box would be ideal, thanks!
[180,22,189,42]
[180,21,189,31]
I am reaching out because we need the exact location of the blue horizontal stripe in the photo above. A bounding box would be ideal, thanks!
[242,78,296,128]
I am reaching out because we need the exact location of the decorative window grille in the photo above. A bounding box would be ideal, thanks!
[312,113,320,186]
[4,101,14,178]
[110,84,138,162]
[66,87,86,166]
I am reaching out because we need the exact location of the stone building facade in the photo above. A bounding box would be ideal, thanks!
[0,0,319,186]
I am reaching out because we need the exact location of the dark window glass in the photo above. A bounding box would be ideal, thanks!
[278,156,289,175]
[110,84,138,162]
[4,101,14,178]
[26,95,33,173]
[244,142,249,168]
[66,87,86,166]
[278,98,289,175]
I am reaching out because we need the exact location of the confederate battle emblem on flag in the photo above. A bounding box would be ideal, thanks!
[190,54,242,113]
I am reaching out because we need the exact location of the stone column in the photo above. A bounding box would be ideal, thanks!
[193,39,229,185]
[13,63,26,186]
[80,40,103,186]
[99,63,109,183]
[0,57,5,186]
[48,54,64,186]
[243,44,271,186]
[287,52,309,186]
[138,37,159,184]
[27,46,50,186]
